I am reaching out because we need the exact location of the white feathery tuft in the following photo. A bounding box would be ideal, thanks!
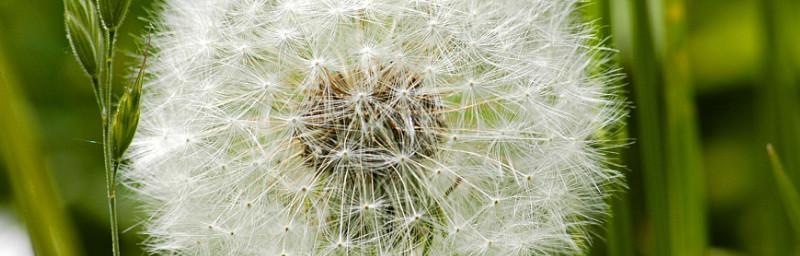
[125,0,627,255]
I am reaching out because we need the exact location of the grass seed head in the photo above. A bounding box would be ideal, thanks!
[111,40,147,160]
[64,0,103,77]
[97,0,133,30]
[111,78,142,160]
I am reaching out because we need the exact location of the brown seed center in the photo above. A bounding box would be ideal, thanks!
[296,67,444,174]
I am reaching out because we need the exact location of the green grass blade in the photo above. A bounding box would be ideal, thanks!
[758,0,800,253]
[623,0,707,254]
[760,0,800,181]
[0,43,82,256]
[767,144,800,238]
[582,0,635,255]
[624,0,670,254]
[653,0,707,254]
[605,194,635,256]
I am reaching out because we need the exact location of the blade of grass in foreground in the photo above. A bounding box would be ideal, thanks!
[760,0,800,183]
[767,144,800,240]
[0,44,81,256]
[759,0,800,253]
[652,0,707,254]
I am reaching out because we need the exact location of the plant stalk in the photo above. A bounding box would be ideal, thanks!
[100,28,121,256]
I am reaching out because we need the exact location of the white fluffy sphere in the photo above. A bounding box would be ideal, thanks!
[126,0,626,255]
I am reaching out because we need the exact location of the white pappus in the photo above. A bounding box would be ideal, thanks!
[125,0,627,255]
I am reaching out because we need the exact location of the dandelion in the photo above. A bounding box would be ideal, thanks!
[126,0,626,255]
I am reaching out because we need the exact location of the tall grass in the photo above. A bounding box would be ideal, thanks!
[0,44,82,256]
[655,0,707,254]
[760,0,800,182]
[622,0,706,254]
[625,0,669,254]
[760,0,800,254]
[767,145,800,242]
[585,0,636,255]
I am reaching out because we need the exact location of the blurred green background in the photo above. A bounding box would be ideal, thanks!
[0,0,798,255]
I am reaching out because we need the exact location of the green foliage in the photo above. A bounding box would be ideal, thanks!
[624,0,671,254]
[618,0,707,254]
[656,0,708,254]
[758,0,800,253]
[0,44,82,256]
[767,144,800,239]
[761,0,800,196]
[583,1,636,256]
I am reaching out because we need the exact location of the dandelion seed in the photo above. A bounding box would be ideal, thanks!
[126,0,626,255]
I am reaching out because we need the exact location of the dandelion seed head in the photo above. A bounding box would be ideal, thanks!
[126,0,627,255]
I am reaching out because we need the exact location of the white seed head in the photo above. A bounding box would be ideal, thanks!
[125,0,627,255]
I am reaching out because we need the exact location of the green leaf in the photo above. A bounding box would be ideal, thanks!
[767,144,800,237]
[0,42,83,256]
[657,0,707,253]
[64,0,103,77]
[97,0,133,31]
[624,0,706,254]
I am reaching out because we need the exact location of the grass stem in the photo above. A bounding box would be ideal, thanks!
[100,27,121,256]
[0,43,82,256]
